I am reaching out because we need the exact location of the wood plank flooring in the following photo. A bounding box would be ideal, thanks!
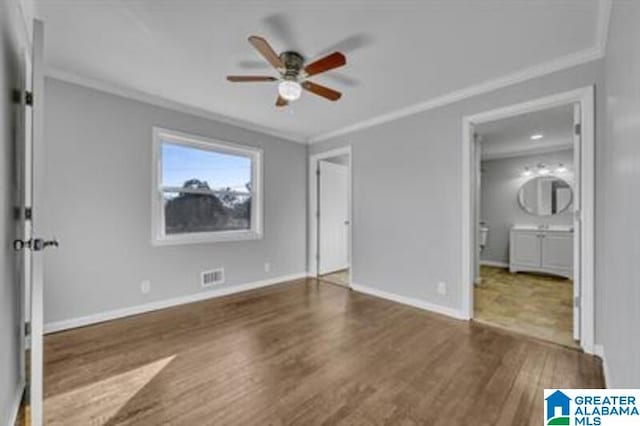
[475,266,575,347]
[43,278,603,425]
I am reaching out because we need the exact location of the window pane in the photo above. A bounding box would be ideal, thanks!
[162,142,252,194]
[163,190,251,234]
[161,141,253,235]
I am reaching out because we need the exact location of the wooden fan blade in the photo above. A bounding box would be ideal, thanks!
[227,75,278,82]
[302,81,342,101]
[276,95,288,107]
[248,36,284,69]
[304,52,346,77]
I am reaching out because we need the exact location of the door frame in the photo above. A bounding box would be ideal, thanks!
[308,147,352,285]
[19,44,33,398]
[28,19,46,425]
[461,86,595,353]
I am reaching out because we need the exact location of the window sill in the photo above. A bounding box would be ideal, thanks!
[151,230,263,247]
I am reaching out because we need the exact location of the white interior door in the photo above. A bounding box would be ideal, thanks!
[30,20,44,426]
[13,28,29,414]
[19,20,56,426]
[318,161,349,275]
[572,102,581,342]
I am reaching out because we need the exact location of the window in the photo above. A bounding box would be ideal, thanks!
[152,128,263,245]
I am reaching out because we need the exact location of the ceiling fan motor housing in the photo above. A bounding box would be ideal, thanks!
[280,51,304,80]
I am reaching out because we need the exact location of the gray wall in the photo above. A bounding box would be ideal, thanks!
[42,79,307,325]
[0,1,27,423]
[598,0,640,388]
[480,150,574,265]
[310,60,603,315]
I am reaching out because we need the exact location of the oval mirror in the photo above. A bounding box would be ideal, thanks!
[518,176,573,216]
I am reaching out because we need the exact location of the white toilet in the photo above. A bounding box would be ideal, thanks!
[479,225,489,251]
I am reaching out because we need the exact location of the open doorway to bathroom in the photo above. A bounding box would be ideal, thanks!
[476,105,576,346]
[308,147,352,287]
[462,88,595,352]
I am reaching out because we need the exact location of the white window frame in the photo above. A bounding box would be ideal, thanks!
[151,127,263,246]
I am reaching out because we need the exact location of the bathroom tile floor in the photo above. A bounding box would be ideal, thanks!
[474,265,576,348]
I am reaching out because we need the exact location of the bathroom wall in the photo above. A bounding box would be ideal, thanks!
[479,149,573,265]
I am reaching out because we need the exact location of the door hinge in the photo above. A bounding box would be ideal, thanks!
[574,123,582,135]
[316,169,320,176]
[316,210,319,219]
[25,91,33,107]
[24,207,32,221]
[574,296,580,308]
[25,321,31,336]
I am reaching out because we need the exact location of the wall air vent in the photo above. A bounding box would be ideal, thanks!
[201,268,225,287]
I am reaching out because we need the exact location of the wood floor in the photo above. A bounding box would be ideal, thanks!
[43,278,602,425]
[474,266,575,347]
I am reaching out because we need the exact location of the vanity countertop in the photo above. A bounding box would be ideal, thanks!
[512,225,574,232]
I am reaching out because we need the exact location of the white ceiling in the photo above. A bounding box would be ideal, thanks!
[478,104,574,160]
[36,0,603,143]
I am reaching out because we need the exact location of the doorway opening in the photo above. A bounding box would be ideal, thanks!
[308,147,352,287]
[476,105,577,347]
[462,87,595,353]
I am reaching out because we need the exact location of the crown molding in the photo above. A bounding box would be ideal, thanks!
[44,0,613,147]
[308,47,601,144]
[308,0,612,144]
[45,68,307,144]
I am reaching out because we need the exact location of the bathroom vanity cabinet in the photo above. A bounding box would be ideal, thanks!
[509,226,573,279]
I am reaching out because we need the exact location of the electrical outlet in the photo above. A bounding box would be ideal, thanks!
[141,280,151,294]
[264,262,271,272]
[437,282,447,296]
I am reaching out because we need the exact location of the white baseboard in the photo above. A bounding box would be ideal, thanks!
[480,260,509,268]
[7,380,25,426]
[594,344,610,388]
[351,283,467,320]
[44,272,308,334]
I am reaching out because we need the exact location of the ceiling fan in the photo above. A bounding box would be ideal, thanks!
[227,35,346,107]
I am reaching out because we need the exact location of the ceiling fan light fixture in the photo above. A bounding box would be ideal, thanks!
[278,80,302,101]
[228,35,345,106]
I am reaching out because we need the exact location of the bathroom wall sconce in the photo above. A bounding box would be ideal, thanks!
[537,163,551,175]
[521,163,569,177]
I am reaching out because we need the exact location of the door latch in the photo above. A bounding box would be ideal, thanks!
[13,238,59,252]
